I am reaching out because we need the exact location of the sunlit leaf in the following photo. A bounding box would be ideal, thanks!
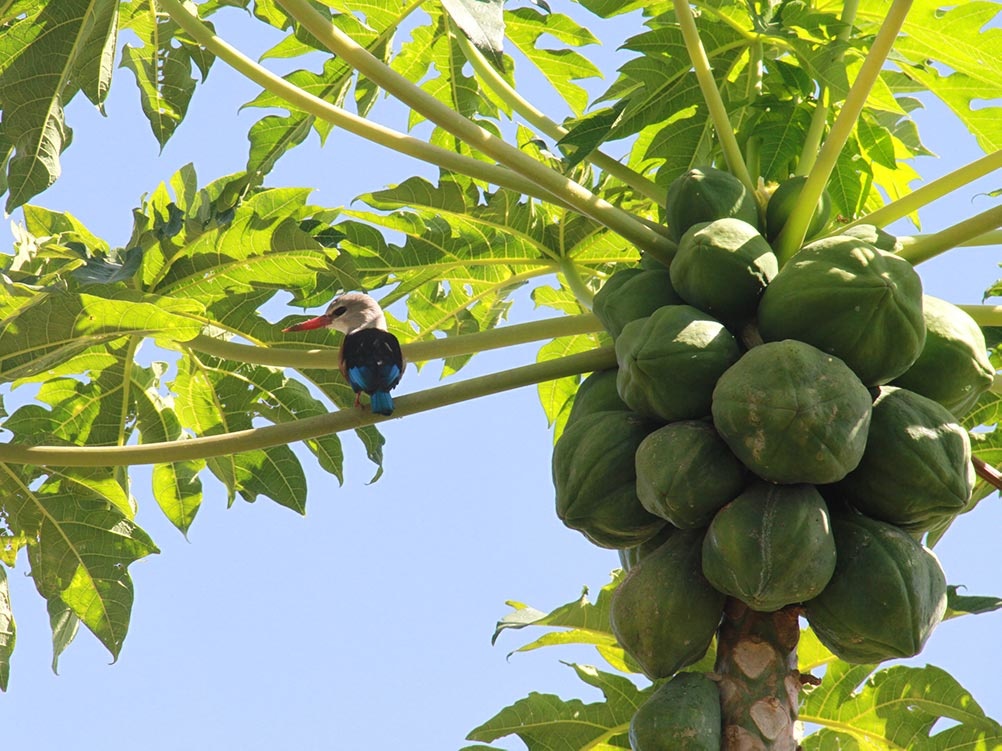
[801,662,1001,749]
[119,0,214,149]
[0,568,13,690]
[467,662,642,750]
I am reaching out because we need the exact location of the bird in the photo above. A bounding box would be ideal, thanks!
[282,292,404,416]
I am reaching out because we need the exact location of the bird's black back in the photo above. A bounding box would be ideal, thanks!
[341,328,404,394]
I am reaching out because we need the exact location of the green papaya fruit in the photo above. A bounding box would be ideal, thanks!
[757,235,926,385]
[701,483,836,612]
[634,420,747,528]
[891,295,995,417]
[670,218,779,327]
[566,369,630,428]
[831,386,974,531]
[611,529,725,679]
[711,340,872,484]
[665,166,761,243]
[805,512,947,663]
[618,524,677,572]
[764,175,832,243]
[593,268,685,338]
[640,250,671,270]
[616,306,742,422]
[841,223,901,253]
[553,410,666,548]
[629,672,722,751]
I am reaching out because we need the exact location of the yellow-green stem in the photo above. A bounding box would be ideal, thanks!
[191,313,604,370]
[896,205,1002,264]
[273,0,675,261]
[0,347,616,467]
[672,0,755,195]
[559,260,597,311]
[957,305,1002,327]
[774,0,912,263]
[452,28,666,205]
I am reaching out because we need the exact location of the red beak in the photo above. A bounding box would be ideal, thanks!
[282,314,332,332]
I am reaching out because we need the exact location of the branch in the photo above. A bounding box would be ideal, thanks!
[0,348,616,467]
[774,0,913,263]
[187,313,605,369]
[272,0,676,262]
[451,27,666,205]
[672,0,755,195]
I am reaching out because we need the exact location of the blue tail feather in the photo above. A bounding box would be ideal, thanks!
[370,391,394,416]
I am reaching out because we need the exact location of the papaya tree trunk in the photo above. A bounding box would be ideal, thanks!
[714,599,804,750]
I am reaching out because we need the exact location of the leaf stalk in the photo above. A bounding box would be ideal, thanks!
[0,348,616,467]
[895,205,1002,264]
[189,313,604,369]
[451,27,666,205]
[272,0,675,261]
[774,0,913,263]
[671,0,755,194]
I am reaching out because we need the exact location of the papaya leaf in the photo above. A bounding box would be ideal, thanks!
[503,8,601,116]
[0,567,13,691]
[0,287,204,383]
[0,0,123,210]
[537,331,604,436]
[556,102,628,169]
[801,662,1002,749]
[492,574,629,677]
[171,353,308,513]
[466,662,642,750]
[75,0,119,110]
[133,362,204,535]
[749,103,813,183]
[119,0,214,149]
[866,0,1002,153]
[243,18,392,178]
[46,598,79,675]
[442,0,505,66]
[0,461,159,661]
[945,586,1002,620]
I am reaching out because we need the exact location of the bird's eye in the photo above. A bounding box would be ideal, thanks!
[333,306,348,317]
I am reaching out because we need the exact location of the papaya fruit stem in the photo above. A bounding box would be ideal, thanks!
[774,0,912,264]
[672,0,756,196]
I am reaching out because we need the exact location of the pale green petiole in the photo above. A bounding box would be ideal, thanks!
[0,347,616,467]
[774,0,913,263]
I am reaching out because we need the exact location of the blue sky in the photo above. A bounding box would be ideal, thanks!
[1,6,1000,750]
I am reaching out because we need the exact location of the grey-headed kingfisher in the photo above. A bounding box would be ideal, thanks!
[283,292,404,416]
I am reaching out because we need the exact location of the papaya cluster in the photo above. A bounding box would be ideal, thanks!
[552,167,995,749]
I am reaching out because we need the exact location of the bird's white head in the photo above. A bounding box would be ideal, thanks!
[282,292,388,335]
